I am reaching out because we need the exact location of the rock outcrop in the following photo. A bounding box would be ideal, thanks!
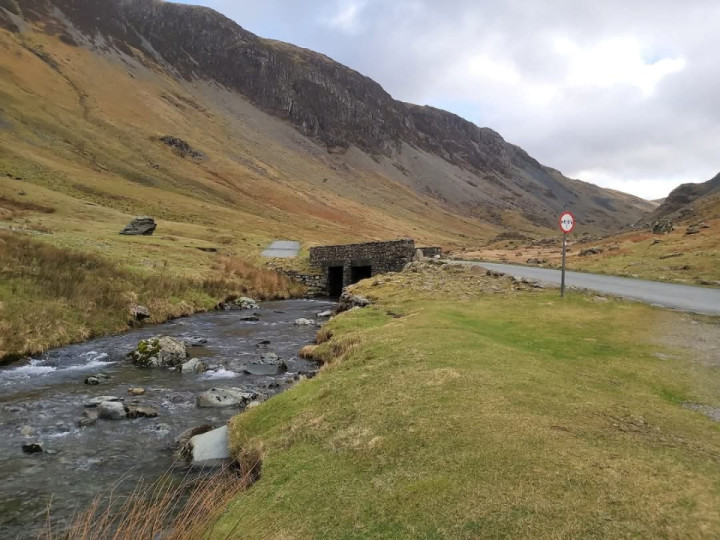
[119,216,157,236]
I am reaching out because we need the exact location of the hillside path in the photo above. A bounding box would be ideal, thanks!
[458,261,720,316]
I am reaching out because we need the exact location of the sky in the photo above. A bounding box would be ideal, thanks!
[173,0,720,200]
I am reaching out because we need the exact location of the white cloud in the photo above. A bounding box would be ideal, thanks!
[323,1,367,32]
[554,36,685,97]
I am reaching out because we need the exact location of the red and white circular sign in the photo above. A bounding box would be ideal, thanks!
[559,211,575,234]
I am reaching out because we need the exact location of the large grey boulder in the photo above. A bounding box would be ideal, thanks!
[189,425,230,467]
[128,336,190,368]
[197,388,256,408]
[119,216,157,236]
[97,401,126,420]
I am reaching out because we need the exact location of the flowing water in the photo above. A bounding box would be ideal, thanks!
[0,298,335,539]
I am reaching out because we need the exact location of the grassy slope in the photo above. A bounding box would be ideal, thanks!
[213,265,720,538]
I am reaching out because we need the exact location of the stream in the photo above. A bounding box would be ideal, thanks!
[0,298,335,539]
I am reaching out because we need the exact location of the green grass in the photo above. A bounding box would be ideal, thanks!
[212,268,720,538]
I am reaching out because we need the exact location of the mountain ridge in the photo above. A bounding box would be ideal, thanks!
[2,0,653,239]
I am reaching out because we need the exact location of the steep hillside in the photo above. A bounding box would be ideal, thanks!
[0,0,652,254]
[646,172,720,222]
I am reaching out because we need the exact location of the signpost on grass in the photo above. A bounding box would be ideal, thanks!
[558,211,575,297]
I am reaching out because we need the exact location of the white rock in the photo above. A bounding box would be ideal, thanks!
[190,425,230,466]
[196,388,256,408]
[294,318,316,326]
[180,358,208,374]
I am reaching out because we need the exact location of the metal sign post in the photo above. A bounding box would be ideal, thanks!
[558,211,575,297]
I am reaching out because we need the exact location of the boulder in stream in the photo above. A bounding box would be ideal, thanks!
[179,358,208,374]
[97,401,126,420]
[197,388,256,408]
[125,405,158,419]
[176,424,215,458]
[84,373,111,385]
[21,443,43,454]
[77,410,98,428]
[128,336,190,368]
[84,396,123,408]
[189,425,230,467]
[294,318,316,326]
[128,387,145,396]
[243,362,288,376]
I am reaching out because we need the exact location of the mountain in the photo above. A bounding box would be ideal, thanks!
[646,172,720,223]
[0,0,653,256]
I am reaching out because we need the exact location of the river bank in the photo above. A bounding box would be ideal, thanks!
[211,262,720,538]
[0,297,334,539]
[0,230,305,365]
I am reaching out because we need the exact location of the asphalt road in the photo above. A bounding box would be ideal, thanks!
[261,240,300,258]
[467,261,720,316]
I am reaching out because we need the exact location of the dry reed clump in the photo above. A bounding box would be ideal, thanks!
[299,344,319,360]
[212,256,305,299]
[38,464,254,540]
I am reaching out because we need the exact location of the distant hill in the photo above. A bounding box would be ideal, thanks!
[646,172,720,223]
[1,0,654,249]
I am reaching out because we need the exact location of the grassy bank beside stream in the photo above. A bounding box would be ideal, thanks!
[212,263,720,538]
[0,231,304,363]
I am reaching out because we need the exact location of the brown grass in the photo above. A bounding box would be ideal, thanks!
[0,195,55,220]
[0,232,304,361]
[38,464,256,540]
[315,327,333,344]
[212,256,305,300]
[298,344,319,360]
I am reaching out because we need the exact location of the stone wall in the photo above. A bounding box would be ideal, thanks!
[279,270,327,297]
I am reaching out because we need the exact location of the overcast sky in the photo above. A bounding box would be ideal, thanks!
[174,0,719,199]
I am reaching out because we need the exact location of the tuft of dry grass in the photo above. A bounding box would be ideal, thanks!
[315,327,333,344]
[298,344,319,360]
[38,464,255,540]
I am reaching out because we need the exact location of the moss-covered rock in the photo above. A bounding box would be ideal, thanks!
[128,336,189,367]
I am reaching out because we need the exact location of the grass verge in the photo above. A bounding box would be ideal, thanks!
[211,263,720,538]
[0,231,304,362]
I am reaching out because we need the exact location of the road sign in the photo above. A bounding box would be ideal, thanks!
[559,211,575,297]
[559,211,575,234]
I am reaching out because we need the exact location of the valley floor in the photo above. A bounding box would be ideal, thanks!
[211,263,720,538]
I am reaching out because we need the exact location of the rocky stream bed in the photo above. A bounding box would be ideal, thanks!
[0,298,335,539]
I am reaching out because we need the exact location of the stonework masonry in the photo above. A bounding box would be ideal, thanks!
[271,240,443,297]
[310,239,417,296]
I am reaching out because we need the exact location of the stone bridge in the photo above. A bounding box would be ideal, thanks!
[309,239,441,296]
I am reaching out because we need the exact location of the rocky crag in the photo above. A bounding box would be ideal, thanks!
[2,0,654,234]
